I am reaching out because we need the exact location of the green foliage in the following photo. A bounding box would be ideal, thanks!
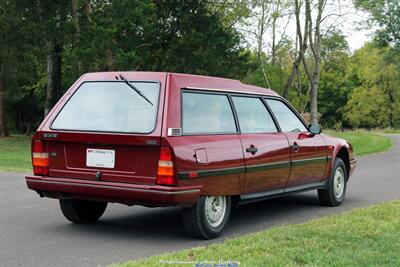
[343,43,400,129]
[318,29,352,128]
[355,0,400,51]
[2,0,250,133]
[345,87,389,128]
[1,1,400,132]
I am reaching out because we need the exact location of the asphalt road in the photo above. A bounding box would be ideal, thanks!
[1,135,399,267]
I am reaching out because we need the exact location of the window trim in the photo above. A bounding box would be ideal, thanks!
[180,88,310,136]
[180,89,239,136]
[231,95,279,134]
[50,80,162,134]
[263,96,310,133]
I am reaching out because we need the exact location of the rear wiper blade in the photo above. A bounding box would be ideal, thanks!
[118,74,153,106]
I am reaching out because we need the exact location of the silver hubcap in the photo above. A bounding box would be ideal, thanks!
[333,167,345,199]
[205,196,226,228]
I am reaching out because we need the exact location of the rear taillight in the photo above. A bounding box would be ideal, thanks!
[32,140,49,176]
[156,147,176,186]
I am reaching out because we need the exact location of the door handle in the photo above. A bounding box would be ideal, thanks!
[246,145,258,154]
[291,142,300,152]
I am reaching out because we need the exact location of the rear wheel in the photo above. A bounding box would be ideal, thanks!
[318,158,347,206]
[59,199,107,224]
[182,195,231,239]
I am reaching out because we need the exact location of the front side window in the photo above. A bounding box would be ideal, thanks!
[232,96,277,133]
[266,99,307,132]
[52,82,160,133]
[182,92,237,134]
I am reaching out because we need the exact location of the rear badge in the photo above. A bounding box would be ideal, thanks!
[95,171,102,180]
[43,133,58,139]
[146,140,158,146]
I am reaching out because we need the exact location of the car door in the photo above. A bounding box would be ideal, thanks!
[265,98,328,187]
[232,95,291,194]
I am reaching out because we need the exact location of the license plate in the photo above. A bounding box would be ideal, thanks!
[86,149,115,168]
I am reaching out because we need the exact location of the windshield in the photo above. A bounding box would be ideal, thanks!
[51,81,160,133]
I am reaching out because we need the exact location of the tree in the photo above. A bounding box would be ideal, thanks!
[318,29,351,128]
[345,86,389,128]
[355,0,400,51]
[344,42,400,128]
[282,0,309,98]
[0,0,30,136]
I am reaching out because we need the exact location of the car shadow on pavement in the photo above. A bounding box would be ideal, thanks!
[45,192,326,242]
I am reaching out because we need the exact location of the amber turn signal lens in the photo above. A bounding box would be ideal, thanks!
[156,147,176,186]
[32,140,49,176]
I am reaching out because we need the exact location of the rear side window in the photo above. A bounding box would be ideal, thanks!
[232,96,277,133]
[266,99,307,132]
[52,82,160,133]
[182,92,237,134]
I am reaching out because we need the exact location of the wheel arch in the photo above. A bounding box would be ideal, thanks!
[335,147,350,179]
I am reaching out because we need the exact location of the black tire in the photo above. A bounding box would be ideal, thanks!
[182,196,231,239]
[59,199,107,224]
[318,158,347,206]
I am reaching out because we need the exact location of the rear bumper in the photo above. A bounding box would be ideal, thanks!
[25,176,201,207]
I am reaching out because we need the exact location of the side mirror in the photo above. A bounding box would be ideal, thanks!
[309,124,322,135]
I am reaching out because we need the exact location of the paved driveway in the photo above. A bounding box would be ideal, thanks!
[0,135,399,267]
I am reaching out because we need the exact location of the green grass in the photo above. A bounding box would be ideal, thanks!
[110,200,400,267]
[380,128,400,134]
[0,135,32,172]
[325,130,393,156]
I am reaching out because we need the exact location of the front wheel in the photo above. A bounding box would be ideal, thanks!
[182,195,231,239]
[59,199,107,224]
[318,158,347,206]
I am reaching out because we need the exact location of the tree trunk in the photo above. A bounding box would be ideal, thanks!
[306,0,325,124]
[71,0,82,72]
[0,75,9,137]
[256,2,266,62]
[44,39,62,116]
[271,16,277,65]
[283,60,299,98]
[71,0,80,41]
[310,69,320,124]
[283,0,309,98]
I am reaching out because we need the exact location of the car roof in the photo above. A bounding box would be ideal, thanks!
[169,72,280,96]
[81,71,280,97]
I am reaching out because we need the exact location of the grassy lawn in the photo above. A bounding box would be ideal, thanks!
[380,128,400,134]
[110,200,400,267]
[325,130,392,156]
[0,135,31,172]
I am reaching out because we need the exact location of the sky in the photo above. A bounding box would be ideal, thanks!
[337,6,375,51]
[242,1,375,54]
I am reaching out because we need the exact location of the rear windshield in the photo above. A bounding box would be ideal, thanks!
[52,81,160,133]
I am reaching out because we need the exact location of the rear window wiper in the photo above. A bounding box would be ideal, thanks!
[118,74,153,106]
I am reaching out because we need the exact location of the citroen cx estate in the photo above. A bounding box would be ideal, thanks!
[26,72,357,239]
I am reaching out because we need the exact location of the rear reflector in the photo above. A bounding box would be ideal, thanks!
[156,147,176,186]
[32,140,49,176]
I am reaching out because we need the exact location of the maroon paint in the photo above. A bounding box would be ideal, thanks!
[25,72,356,207]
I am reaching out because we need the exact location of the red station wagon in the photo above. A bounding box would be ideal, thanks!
[26,72,357,239]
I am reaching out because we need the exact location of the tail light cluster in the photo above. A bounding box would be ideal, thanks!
[32,140,49,176]
[156,147,176,186]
